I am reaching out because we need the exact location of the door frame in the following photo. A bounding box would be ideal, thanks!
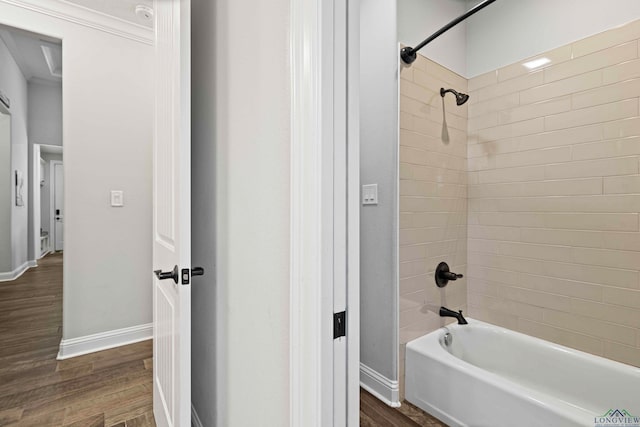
[50,159,63,252]
[289,0,360,425]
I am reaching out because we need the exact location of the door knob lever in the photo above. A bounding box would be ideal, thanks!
[154,265,179,284]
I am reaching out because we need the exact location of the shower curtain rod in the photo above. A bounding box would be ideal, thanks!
[400,0,497,65]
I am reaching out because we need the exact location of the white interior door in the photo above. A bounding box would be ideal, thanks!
[152,0,192,426]
[53,161,64,251]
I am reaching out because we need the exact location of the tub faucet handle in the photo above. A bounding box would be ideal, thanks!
[435,262,463,287]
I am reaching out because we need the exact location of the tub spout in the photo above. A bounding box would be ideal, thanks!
[440,306,468,325]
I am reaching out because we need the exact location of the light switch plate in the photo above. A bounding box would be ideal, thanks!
[111,190,124,207]
[362,184,378,205]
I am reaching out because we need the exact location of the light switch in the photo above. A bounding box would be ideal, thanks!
[111,190,124,207]
[362,184,378,205]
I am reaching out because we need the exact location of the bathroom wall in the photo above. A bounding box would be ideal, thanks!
[360,0,400,399]
[467,19,640,367]
[399,52,468,394]
[466,0,640,77]
[397,0,467,76]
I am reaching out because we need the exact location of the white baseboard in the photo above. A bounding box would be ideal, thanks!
[360,362,401,407]
[191,404,204,427]
[0,260,37,282]
[57,323,153,360]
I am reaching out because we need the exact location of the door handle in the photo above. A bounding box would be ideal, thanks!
[154,265,179,284]
[191,267,204,277]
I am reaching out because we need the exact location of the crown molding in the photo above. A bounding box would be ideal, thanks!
[0,0,154,45]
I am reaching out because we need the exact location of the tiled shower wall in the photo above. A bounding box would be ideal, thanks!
[399,55,468,393]
[467,20,640,367]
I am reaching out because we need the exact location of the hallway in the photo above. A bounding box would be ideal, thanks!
[0,253,155,426]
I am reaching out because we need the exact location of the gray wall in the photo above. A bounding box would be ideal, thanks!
[191,0,292,425]
[397,0,468,76]
[0,35,29,273]
[360,0,399,383]
[0,2,156,341]
[27,82,62,146]
[0,113,10,273]
[27,81,62,260]
[191,0,218,423]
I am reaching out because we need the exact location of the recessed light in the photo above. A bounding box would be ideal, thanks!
[522,57,551,70]
[135,5,154,22]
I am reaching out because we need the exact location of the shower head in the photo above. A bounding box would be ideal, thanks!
[440,88,469,106]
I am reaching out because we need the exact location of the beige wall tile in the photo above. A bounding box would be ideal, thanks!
[474,212,638,232]
[497,46,573,82]
[520,70,602,105]
[573,137,640,161]
[519,273,603,301]
[603,117,640,139]
[472,117,545,143]
[571,300,640,328]
[475,70,543,102]
[572,19,640,58]
[544,41,637,83]
[468,92,520,118]
[462,22,640,367]
[398,51,468,393]
[544,156,639,180]
[542,309,636,345]
[544,99,638,132]
[572,78,640,109]
[498,96,571,125]
[604,341,640,366]
[604,174,640,194]
[603,58,640,84]
[603,287,640,309]
[468,70,497,92]
[517,319,604,356]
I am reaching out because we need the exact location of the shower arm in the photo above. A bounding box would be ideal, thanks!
[400,0,497,65]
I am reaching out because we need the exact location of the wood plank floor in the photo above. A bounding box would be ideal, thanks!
[360,389,448,427]
[0,253,155,427]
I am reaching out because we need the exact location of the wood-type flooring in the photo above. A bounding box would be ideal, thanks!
[0,253,155,426]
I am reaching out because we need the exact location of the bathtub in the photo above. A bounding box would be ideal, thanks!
[405,319,640,427]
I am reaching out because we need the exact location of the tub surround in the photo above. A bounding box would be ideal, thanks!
[396,19,640,402]
[467,18,640,368]
[399,52,468,397]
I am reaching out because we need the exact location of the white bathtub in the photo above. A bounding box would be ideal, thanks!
[405,319,640,427]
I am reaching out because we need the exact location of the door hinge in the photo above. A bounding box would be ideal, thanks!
[334,311,346,339]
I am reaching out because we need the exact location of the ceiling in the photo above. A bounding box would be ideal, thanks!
[63,0,154,28]
[0,25,62,84]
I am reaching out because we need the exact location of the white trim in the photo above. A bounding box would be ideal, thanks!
[289,0,324,425]
[56,323,152,360]
[0,0,153,45]
[346,1,361,424]
[0,260,37,282]
[360,363,401,408]
[191,404,203,427]
[50,160,62,251]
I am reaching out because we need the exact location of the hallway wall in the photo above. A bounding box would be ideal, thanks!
[0,34,29,274]
[0,3,154,342]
